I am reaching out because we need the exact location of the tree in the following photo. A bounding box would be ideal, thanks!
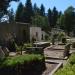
[25,0,33,23]
[15,2,24,22]
[57,14,65,30]
[33,3,43,16]
[48,8,52,29]
[58,11,62,18]
[0,0,19,18]
[8,8,14,22]
[52,7,58,28]
[32,15,48,31]
[64,6,75,35]
[33,3,37,14]
[40,4,45,16]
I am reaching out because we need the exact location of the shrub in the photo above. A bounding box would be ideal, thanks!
[62,38,67,44]
[7,39,16,52]
[45,35,49,40]
[72,42,75,48]
[58,32,65,41]
[51,35,56,45]
[69,53,75,65]
[24,43,32,48]
[64,43,71,57]
[0,54,45,75]
[0,54,44,67]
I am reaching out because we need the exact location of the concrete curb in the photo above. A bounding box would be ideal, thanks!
[45,56,68,60]
[45,60,63,75]
[49,62,63,75]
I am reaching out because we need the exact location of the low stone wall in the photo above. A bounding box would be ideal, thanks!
[45,60,63,75]
[50,62,63,75]
[25,47,44,55]
[33,42,50,49]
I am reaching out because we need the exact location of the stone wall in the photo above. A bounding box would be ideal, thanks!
[0,22,30,45]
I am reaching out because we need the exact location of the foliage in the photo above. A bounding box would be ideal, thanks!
[72,42,75,48]
[40,4,45,16]
[25,0,33,23]
[8,8,14,22]
[45,34,49,40]
[15,43,22,51]
[52,7,58,28]
[57,14,65,30]
[32,15,48,31]
[23,43,32,48]
[58,32,65,41]
[62,37,67,44]
[64,43,71,57]
[51,35,55,45]
[15,2,24,22]
[55,53,75,75]
[48,8,52,29]
[0,54,44,67]
[0,0,19,20]
[7,39,16,52]
[64,6,75,35]
[69,53,75,65]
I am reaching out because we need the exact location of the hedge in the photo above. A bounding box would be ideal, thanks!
[0,54,45,75]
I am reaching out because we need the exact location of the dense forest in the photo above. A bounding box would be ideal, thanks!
[0,0,75,35]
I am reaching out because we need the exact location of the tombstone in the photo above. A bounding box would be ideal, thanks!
[0,46,5,60]
[2,47,9,56]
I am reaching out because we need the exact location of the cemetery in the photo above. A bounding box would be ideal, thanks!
[0,0,75,75]
[0,27,75,75]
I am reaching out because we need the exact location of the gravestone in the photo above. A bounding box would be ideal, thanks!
[0,46,5,60]
[2,47,9,56]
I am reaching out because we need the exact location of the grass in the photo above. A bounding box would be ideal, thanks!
[55,53,75,75]
[0,54,44,68]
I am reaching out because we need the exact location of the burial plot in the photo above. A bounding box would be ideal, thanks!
[44,45,66,59]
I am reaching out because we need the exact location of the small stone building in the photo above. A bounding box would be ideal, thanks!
[30,27,47,42]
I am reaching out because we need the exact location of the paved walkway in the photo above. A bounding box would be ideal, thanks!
[44,45,73,66]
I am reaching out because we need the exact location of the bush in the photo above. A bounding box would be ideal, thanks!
[24,43,32,48]
[64,43,71,57]
[0,54,44,67]
[58,32,65,41]
[62,38,67,44]
[45,35,49,40]
[69,53,75,65]
[72,42,75,48]
[7,39,16,52]
[0,54,45,75]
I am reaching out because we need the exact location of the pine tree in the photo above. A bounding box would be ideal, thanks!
[0,0,19,14]
[15,2,24,22]
[48,8,52,29]
[33,3,37,14]
[52,7,58,27]
[0,0,19,21]
[25,0,33,23]
[40,4,45,16]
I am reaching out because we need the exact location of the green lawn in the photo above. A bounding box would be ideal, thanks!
[55,53,75,75]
